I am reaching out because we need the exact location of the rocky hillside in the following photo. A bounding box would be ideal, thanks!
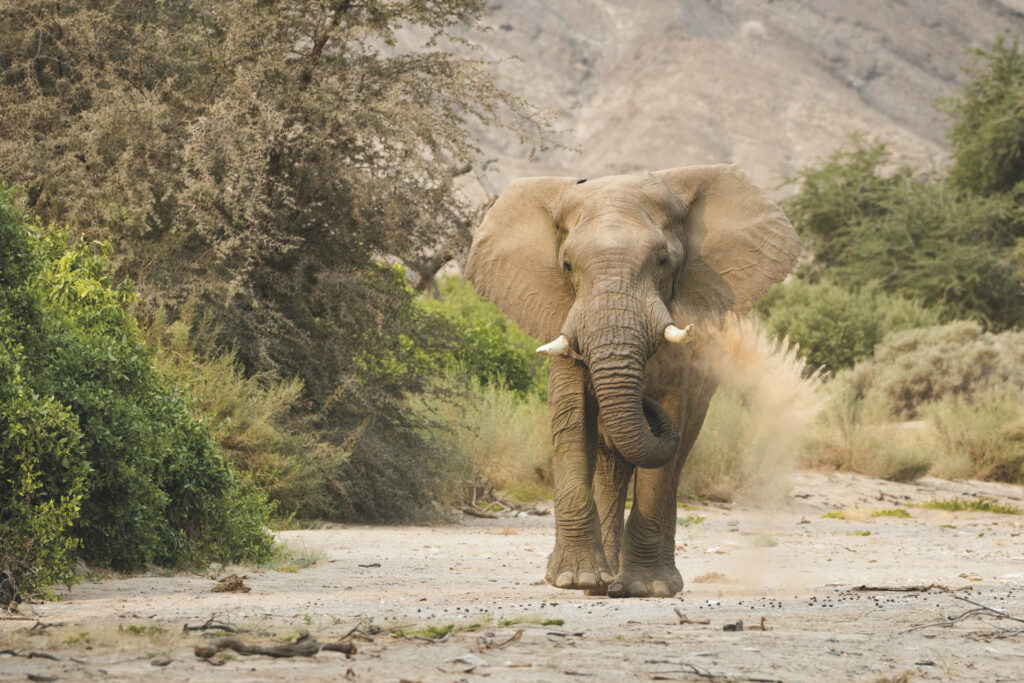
[463,0,1024,195]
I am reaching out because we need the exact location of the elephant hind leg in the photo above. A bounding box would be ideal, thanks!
[581,442,634,595]
[593,442,634,575]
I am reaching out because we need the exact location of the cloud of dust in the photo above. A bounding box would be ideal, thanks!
[686,314,825,507]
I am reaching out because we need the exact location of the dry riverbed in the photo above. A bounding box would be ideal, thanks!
[3,471,1024,682]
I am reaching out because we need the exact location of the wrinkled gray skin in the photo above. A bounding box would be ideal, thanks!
[466,166,800,597]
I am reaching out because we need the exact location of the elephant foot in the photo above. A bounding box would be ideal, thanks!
[607,564,683,598]
[545,542,614,591]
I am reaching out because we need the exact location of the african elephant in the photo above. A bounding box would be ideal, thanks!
[465,166,799,598]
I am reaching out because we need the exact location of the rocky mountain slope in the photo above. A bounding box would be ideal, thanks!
[464,0,1024,195]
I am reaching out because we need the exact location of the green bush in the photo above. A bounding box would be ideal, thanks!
[784,136,1024,331]
[0,192,273,596]
[756,278,941,373]
[421,276,549,397]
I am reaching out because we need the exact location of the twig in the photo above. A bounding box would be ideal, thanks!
[29,621,63,631]
[852,584,957,593]
[903,595,1024,634]
[183,617,241,633]
[478,628,523,649]
[194,632,356,659]
[462,506,498,519]
[649,663,783,682]
[953,595,1024,623]
[338,625,374,642]
[674,607,710,625]
[0,649,59,661]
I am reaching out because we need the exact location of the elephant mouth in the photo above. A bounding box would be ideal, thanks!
[536,313,696,466]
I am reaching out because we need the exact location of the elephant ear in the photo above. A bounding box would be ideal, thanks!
[654,165,800,321]
[465,177,578,342]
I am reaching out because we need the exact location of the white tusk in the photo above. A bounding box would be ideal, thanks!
[664,324,695,345]
[536,335,571,357]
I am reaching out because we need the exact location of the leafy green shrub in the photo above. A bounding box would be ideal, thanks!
[784,136,1024,330]
[0,193,272,595]
[756,278,940,373]
[421,276,549,397]
[847,322,1024,419]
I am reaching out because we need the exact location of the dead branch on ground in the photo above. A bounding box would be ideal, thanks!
[477,628,523,649]
[903,595,1024,636]
[0,649,59,660]
[183,616,242,633]
[194,632,356,659]
[852,584,959,593]
[674,607,710,625]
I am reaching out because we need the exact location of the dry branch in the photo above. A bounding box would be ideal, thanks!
[852,584,958,593]
[194,632,356,659]
[477,628,524,649]
[903,595,1024,636]
[674,607,710,625]
[183,617,241,633]
[462,506,498,519]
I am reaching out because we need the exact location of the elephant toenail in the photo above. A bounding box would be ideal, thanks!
[600,571,614,584]
[607,582,625,597]
[627,581,648,596]
[578,572,597,587]
[651,580,671,597]
[555,571,575,588]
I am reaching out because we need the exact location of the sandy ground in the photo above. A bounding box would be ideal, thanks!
[3,470,1024,682]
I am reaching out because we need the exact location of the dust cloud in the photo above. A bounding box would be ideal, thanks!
[689,314,825,506]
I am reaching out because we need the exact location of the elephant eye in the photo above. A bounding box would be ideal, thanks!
[657,253,669,266]
[562,260,572,272]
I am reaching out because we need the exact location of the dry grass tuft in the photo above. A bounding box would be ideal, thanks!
[422,375,552,502]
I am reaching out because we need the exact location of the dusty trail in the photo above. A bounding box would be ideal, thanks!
[3,471,1024,682]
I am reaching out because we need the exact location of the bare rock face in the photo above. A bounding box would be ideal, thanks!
[464,0,1024,194]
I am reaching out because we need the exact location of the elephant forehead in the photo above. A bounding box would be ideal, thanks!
[558,174,684,228]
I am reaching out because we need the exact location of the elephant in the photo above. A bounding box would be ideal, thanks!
[464,165,800,598]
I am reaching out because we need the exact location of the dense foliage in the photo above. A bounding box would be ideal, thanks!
[0,194,273,597]
[755,278,940,373]
[422,276,549,397]
[781,137,1024,333]
[0,1,554,524]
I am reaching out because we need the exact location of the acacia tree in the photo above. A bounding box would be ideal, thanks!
[0,0,554,519]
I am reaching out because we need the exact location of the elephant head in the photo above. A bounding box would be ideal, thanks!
[465,166,799,469]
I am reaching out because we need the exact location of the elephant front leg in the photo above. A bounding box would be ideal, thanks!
[611,380,716,598]
[545,357,613,591]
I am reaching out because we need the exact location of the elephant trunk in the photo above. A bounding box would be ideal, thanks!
[581,295,680,469]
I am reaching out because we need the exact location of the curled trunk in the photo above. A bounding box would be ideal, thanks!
[584,305,680,468]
